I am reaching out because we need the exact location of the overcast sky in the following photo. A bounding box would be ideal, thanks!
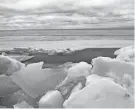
[0,0,134,29]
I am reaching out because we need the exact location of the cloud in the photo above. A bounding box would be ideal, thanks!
[0,0,57,10]
[0,0,134,29]
[1,0,133,11]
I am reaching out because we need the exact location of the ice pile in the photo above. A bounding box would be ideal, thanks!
[91,57,134,95]
[114,45,134,63]
[0,45,134,108]
[63,55,134,108]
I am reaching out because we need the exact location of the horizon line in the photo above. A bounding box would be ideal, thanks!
[0,26,134,31]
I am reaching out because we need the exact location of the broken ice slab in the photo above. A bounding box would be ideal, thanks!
[10,62,67,98]
[91,57,134,79]
[63,78,134,108]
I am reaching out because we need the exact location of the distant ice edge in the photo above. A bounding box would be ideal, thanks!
[0,47,100,55]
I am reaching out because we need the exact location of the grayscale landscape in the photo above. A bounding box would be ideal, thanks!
[0,0,134,108]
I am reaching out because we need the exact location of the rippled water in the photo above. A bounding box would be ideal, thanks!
[0,29,134,49]
[0,29,134,41]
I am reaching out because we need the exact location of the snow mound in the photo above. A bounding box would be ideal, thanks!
[0,55,25,75]
[114,45,134,62]
[63,78,133,108]
[67,62,92,78]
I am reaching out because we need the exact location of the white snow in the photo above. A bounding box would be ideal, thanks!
[67,62,92,78]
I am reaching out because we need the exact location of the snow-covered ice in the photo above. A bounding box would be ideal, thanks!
[0,45,134,108]
[91,57,134,79]
[67,62,92,78]
[63,78,134,108]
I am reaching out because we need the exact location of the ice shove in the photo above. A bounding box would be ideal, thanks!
[63,78,134,108]
[10,62,67,98]
[91,57,134,79]
[114,45,134,62]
